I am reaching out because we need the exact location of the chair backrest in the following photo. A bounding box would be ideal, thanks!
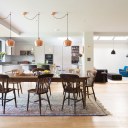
[60,74,80,91]
[124,66,128,71]
[32,68,44,76]
[0,74,9,90]
[29,65,37,71]
[87,70,97,86]
[36,74,54,93]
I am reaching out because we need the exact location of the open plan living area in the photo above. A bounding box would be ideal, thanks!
[0,0,128,128]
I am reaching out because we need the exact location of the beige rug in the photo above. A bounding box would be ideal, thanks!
[0,92,110,116]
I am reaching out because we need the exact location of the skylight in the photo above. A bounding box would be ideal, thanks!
[114,36,128,40]
[93,36,99,40]
[99,36,113,40]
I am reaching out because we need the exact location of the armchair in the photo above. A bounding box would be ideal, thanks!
[119,66,128,77]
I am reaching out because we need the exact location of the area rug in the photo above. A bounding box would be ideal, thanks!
[0,92,110,116]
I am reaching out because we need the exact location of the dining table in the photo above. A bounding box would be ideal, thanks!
[1,73,89,108]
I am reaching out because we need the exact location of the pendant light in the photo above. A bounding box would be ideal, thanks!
[111,37,116,54]
[0,12,15,47]
[52,12,72,46]
[64,13,72,46]
[34,13,43,46]
[23,12,43,46]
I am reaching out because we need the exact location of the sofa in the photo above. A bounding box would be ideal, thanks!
[95,69,108,83]
[119,66,128,77]
[107,73,122,80]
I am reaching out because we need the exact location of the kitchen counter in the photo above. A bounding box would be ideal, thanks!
[0,64,23,73]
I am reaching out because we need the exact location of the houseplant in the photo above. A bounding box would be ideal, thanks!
[0,52,6,61]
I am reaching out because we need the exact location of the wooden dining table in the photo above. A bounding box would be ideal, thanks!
[3,73,89,109]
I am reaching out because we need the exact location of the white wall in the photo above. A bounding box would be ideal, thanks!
[94,41,128,73]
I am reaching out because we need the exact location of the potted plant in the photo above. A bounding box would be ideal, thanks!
[0,52,6,61]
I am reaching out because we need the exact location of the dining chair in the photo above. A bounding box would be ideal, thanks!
[32,68,52,95]
[5,69,23,96]
[27,74,54,115]
[12,69,23,96]
[86,70,97,101]
[60,74,84,113]
[0,74,17,114]
[28,65,37,72]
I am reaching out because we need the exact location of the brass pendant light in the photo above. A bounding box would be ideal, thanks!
[23,12,43,46]
[64,13,72,46]
[6,13,15,47]
[52,12,72,46]
[34,13,43,46]
[0,12,15,47]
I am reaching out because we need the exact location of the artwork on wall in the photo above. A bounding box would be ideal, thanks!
[71,46,79,64]
[45,54,53,64]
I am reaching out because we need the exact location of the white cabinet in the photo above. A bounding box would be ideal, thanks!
[2,64,22,73]
[15,43,34,56]
[44,45,54,54]
[6,46,15,55]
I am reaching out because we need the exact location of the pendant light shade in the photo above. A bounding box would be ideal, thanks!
[64,39,72,46]
[111,49,116,54]
[35,38,43,46]
[6,39,15,47]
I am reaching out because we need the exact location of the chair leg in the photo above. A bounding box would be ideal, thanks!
[19,83,23,94]
[17,83,20,96]
[49,86,51,95]
[2,93,3,106]
[92,87,96,101]
[27,92,30,111]
[62,92,66,110]
[3,93,7,114]
[46,93,52,110]
[38,94,42,115]
[73,92,76,114]
[13,89,17,107]
[68,93,70,105]
[81,90,85,108]
[86,87,89,99]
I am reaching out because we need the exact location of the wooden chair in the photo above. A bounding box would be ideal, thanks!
[0,74,17,114]
[86,70,97,101]
[32,68,52,95]
[12,69,23,96]
[27,74,53,115]
[32,68,44,76]
[5,69,23,96]
[60,74,84,113]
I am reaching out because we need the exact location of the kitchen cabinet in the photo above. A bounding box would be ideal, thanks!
[6,47,15,55]
[20,50,33,56]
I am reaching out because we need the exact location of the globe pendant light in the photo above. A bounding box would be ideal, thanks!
[64,13,72,46]
[111,37,116,54]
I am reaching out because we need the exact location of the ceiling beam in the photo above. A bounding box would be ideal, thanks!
[0,20,21,35]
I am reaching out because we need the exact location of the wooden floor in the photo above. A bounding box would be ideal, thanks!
[0,80,128,128]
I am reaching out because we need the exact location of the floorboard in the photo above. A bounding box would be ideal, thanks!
[0,81,128,128]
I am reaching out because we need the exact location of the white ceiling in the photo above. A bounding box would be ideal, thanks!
[0,0,128,39]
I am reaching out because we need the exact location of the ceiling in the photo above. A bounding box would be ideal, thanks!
[0,0,128,39]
